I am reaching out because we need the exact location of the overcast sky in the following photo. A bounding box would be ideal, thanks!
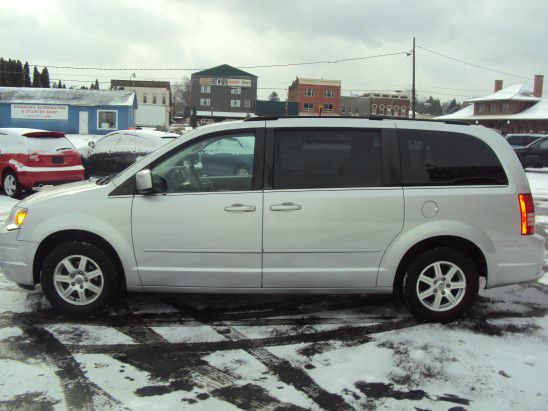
[2,0,547,101]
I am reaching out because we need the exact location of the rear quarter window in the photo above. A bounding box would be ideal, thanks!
[398,129,508,186]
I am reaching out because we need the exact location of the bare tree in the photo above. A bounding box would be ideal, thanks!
[172,76,191,120]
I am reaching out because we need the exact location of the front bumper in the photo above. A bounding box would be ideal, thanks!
[0,227,38,286]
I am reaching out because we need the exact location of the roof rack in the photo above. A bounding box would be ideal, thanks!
[244,115,469,126]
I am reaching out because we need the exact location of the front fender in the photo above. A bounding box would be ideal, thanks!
[18,197,141,288]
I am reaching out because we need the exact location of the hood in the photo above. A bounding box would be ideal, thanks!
[18,180,110,208]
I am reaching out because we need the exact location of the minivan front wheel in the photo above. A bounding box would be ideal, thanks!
[41,242,118,314]
[402,247,479,322]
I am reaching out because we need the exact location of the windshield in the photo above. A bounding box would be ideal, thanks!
[506,135,540,147]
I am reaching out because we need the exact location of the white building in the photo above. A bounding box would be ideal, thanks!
[111,80,171,127]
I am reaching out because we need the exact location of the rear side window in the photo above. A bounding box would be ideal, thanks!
[273,129,382,189]
[398,129,507,186]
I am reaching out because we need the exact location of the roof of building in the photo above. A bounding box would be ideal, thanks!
[193,64,257,78]
[469,83,540,102]
[437,98,548,121]
[195,110,252,118]
[110,79,171,89]
[0,87,137,106]
[292,78,341,87]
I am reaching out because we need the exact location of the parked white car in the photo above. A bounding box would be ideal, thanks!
[0,118,544,321]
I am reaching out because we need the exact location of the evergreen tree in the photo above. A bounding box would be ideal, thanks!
[444,98,460,114]
[57,79,64,88]
[268,91,280,101]
[40,67,50,88]
[94,79,99,90]
[15,60,24,87]
[23,62,31,87]
[189,107,198,128]
[32,66,41,87]
[0,58,5,86]
[90,82,95,90]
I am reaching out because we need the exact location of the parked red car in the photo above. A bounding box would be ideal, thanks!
[0,128,85,198]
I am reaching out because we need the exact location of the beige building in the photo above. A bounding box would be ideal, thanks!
[111,80,171,127]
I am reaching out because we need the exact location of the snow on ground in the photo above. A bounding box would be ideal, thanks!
[0,172,545,410]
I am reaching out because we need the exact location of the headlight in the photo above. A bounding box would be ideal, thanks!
[5,207,28,231]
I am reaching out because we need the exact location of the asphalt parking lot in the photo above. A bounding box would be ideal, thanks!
[0,271,547,410]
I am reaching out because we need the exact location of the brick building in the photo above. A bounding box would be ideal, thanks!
[287,78,341,116]
[437,75,547,134]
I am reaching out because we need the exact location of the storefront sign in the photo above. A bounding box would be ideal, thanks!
[11,104,69,120]
[199,77,252,88]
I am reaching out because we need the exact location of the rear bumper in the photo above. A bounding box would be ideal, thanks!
[0,228,37,286]
[17,167,85,190]
[486,233,546,288]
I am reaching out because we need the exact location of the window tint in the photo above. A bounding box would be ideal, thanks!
[506,135,539,146]
[151,134,255,193]
[398,129,507,186]
[536,138,548,149]
[273,129,382,189]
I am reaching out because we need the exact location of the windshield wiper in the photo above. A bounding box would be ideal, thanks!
[95,173,117,185]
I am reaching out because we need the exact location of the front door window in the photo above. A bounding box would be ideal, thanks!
[150,134,255,193]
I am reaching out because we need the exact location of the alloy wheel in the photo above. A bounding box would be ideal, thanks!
[415,261,466,312]
[53,255,104,305]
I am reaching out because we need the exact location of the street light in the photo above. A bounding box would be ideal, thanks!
[129,73,136,91]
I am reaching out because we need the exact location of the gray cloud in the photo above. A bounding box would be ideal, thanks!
[1,0,547,100]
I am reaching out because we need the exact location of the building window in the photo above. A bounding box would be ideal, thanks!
[379,104,385,115]
[97,110,118,130]
[371,104,378,115]
[478,103,485,114]
[387,105,392,116]
[201,85,211,93]
[401,106,407,116]
[489,103,497,114]
[230,87,241,94]
[394,105,400,116]
[152,95,157,104]
[325,89,334,98]
[244,99,251,108]
[200,98,210,106]
[323,103,334,112]
[342,107,346,113]
[501,102,510,113]
[303,102,314,111]
[304,88,314,97]
[143,94,147,104]
[231,99,241,108]
[162,94,166,105]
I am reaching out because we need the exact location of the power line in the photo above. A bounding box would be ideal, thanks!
[30,51,409,71]
[416,45,532,80]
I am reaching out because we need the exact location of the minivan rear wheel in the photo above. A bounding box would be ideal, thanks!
[402,247,479,322]
[41,241,118,314]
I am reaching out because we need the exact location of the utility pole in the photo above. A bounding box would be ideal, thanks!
[412,37,416,119]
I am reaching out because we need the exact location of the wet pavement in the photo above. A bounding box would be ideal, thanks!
[0,275,546,410]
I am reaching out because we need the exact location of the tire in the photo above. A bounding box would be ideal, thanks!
[233,165,250,176]
[2,171,23,199]
[402,247,479,322]
[40,241,119,314]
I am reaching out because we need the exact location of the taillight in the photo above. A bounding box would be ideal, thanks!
[518,193,535,235]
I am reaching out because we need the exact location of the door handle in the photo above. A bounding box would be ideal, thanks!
[270,202,302,212]
[224,203,256,213]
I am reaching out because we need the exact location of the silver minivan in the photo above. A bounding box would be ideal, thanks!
[0,118,544,321]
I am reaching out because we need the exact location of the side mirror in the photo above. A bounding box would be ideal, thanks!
[88,141,95,148]
[136,169,153,194]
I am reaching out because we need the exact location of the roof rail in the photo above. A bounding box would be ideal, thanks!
[244,115,469,126]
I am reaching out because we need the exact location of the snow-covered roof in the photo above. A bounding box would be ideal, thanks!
[0,87,137,107]
[437,98,548,121]
[469,84,540,102]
